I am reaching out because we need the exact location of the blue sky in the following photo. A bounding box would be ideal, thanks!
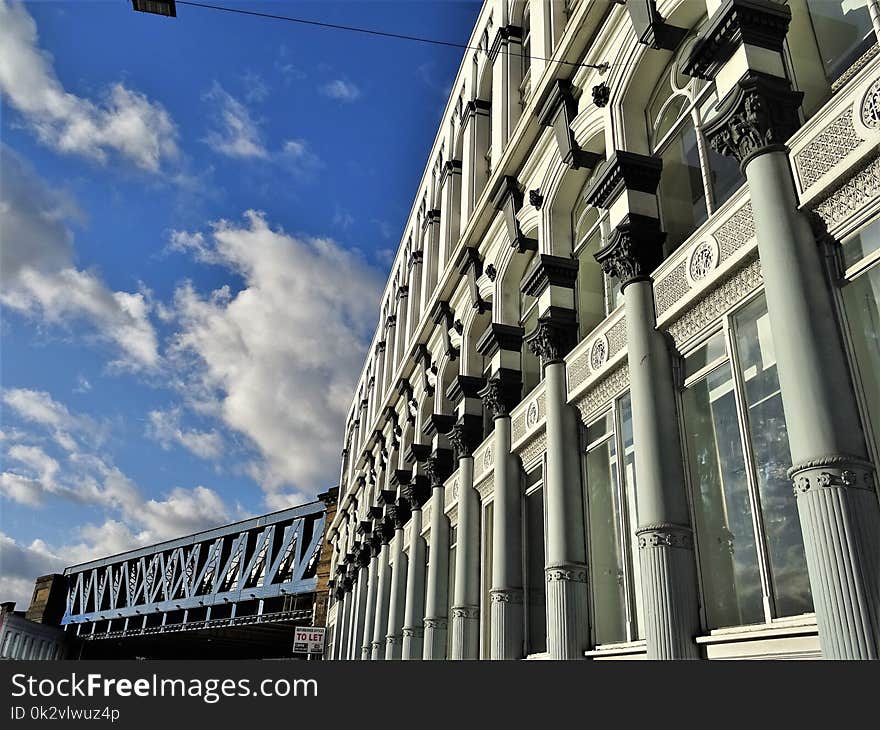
[0,0,480,607]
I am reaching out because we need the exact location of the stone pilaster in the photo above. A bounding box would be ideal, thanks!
[588,150,701,659]
[686,0,880,660]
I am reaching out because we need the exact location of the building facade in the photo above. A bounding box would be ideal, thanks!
[0,603,68,661]
[325,0,880,660]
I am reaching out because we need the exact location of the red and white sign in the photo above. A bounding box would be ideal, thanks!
[293,626,326,654]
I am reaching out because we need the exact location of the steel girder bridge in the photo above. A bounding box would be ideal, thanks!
[61,501,326,658]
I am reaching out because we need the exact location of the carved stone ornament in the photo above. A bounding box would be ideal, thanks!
[525,309,578,364]
[483,446,494,470]
[636,523,694,550]
[594,213,665,288]
[490,589,524,603]
[788,455,876,496]
[687,237,720,284]
[702,71,803,169]
[402,627,425,638]
[545,563,588,583]
[592,81,610,108]
[861,77,880,129]
[479,374,521,419]
[589,334,609,371]
[529,189,544,209]
[424,618,448,630]
[526,400,539,428]
[451,606,480,619]
[485,263,498,281]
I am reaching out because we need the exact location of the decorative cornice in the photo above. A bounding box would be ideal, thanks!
[521,253,579,297]
[586,150,662,209]
[701,70,803,169]
[594,213,666,289]
[478,370,522,419]
[683,0,792,81]
[475,322,524,358]
[525,308,578,364]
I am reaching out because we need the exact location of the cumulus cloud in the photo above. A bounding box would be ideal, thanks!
[0,147,160,370]
[146,407,224,460]
[319,79,361,102]
[203,81,267,159]
[0,0,178,172]
[3,387,103,452]
[167,210,382,502]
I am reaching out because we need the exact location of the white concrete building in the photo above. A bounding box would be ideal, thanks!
[325,0,880,660]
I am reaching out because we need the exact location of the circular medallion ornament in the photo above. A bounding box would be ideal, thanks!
[590,334,609,371]
[687,237,719,284]
[861,77,880,129]
[483,447,493,470]
[452,479,459,500]
[526,400,539,427]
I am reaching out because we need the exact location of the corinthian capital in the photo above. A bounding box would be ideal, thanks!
[524,308,578,365]
[701,71,802,168]
[478,371,521,419]
[594,214,665,289]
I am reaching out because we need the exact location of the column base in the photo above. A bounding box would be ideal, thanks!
[423,617,448,660]
[370,640,383,661]
[450,606,480,660]
[791,457,880,659]
[545,563,589,660]
[637,524,701,660]
[360,644,371,661]
[490,589,524,659]
[401,626,424,660]
[384,634,403,660]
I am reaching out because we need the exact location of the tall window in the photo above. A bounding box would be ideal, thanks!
[447,524,457,657]
[583,393,643,645]
[523,464,547,654]
[572,164,617,337]
[804,0,876,82]
[480,499,494,658]
[680,294,813,630]
[520,252,542,397]
[840,217,880,471]
[647,39,745,253]
[521,6,532,81]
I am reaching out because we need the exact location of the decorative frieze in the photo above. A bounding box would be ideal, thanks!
[813,153,880,231]
[794,105,864,192]
[518,432,547,469]
[573,365,630,424]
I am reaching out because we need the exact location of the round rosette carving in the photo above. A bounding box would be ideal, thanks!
[589,334,609,371]
[686,236,720,285]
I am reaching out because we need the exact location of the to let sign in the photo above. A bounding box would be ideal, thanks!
[293,626,326,654]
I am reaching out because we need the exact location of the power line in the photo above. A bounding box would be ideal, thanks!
[173,1,609,72]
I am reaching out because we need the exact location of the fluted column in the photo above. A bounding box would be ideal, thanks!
[395,286,409,366]
[370,516,393,660]
[476,342,526,659]
[524,257,591,659]
[685,0,880,658]
[332,584,347,660]
[423,480,450,659]
[407,251,423,343]
[401,476,430,659]
[438,160,462,269]
[589,153,701,659]
[450,454,480,659]
[361,530,380,659]
[385,501,410,660]
[350,538,372,660]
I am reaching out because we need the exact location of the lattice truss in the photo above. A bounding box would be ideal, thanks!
[62,506,324,624]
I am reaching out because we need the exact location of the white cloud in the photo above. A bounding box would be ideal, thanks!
[167,210,382,501]
[0,0,179,172]
[2,387,102,452]
[146,407,224,460]
[203,81,267,159]
[241,71,270,104]
[0,147,160,370]
[280,138,322,177]
[319,79,361,102]
[0,533,66,609]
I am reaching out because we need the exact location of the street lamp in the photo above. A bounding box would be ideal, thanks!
[132,1,177,17]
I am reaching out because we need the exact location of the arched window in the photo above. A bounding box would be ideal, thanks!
[647,39,745,253]
[572,160,616,336]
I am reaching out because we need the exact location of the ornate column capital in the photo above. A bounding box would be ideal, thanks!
[594,213,666,289]
[402,474,432,509]
[447,415,483,459]
[478,370,522,419]
[388,500,412,529]
[701,71,803,169]
[636,523,694,550]
[788,455,876,497]
[424,448,454,487]
[488,24,523,63]
[409,249,424,268]
[525,308,578,365]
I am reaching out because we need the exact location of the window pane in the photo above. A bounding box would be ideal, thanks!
[521,305,541,396]
[525,486,547,653]
[842,218,880,269]
[843,263,880,471]
[682,362,764,628]
[708,142,745,210]
[619,393,643,639]
[586,436,628,644]
[806,0,875,82]
[577,227,605,337]
[658,117,708,252]
[733,295,813,617]
[683,330,728,380]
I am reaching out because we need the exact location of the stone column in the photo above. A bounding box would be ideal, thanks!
[401,476,431,659]
[460,99,491,225]
[360,522,381,659]
[587,152,701,659]
[450,454,480,659]
[422,472,451,659]
[384,500,410,660]
[370,510,394,660]
[384,316,397,393]
[407,250,424,343]
[489,25,524,170]
[687,0,880,659]
[395,286,410,366]
[438,161,462,269]
[421,211,442,313]
[523,256,591,659]
[331,583,346,660]
[350,535,372,660]
[477,326,526,659]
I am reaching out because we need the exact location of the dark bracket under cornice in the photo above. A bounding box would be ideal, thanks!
[456,247,490,314]
[615,0,688,51]
[407,442,432,464]
[423,412,456,438]
[537,79,603,171]
[431,300,460,361]
[491,176,538,253]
